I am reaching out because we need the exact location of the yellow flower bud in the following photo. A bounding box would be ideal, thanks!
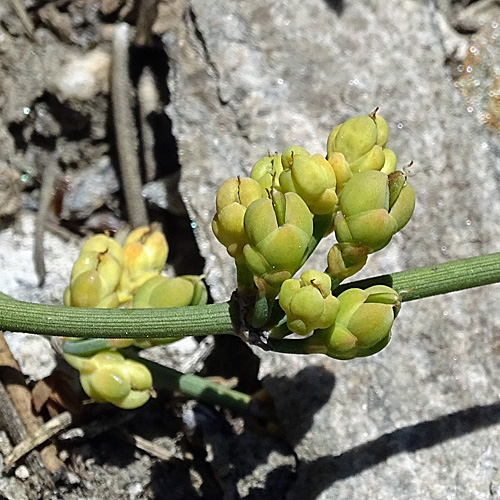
[326,110,396,178]
[334,170,415,252]
[133,275,207,308]
[65,234,124,308]
[250,154,283,191]
[118,224,169,303]
[327,243,369,281]
[212,177,263,257]
[132,275,207,348]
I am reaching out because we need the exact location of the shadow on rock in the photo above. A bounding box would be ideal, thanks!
[263,364,337,447]
[287,401,500,499]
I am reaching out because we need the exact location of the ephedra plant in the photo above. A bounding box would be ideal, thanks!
[0,109,499,410]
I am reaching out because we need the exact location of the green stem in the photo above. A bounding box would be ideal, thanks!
[0,253,500,340]
[123,348,251,413]
[270,338,312,355]
[0,295,235,339]
[301,213,336,267]
[332,252,500,301]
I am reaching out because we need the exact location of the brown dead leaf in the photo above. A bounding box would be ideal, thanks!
[32,371,83,418]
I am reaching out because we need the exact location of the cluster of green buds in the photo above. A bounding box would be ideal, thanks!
[304,285,401,360]
[63,350,153,409]
[212,109,415,359]
[62,225,208,408]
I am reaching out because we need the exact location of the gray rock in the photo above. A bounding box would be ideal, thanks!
[61,156,120,220]
[163,0,500,497]
[0,212,82,380]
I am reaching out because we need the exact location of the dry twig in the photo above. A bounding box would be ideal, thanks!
[4,412,72,467]
[0,377,54,488]
[33,161,59,286]
[112,23,149,228]
[0,332,64,473]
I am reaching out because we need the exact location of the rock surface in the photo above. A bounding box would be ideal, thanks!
[163,0,500,497]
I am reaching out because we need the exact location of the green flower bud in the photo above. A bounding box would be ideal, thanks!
[281,146,310,169]
[374,113,389,147]
[132,275,207,348]
[242,191,313,291]
[133,275,207,308]
[327,243,369,280]
[327,153,353,193]
[279,270,340,335]
[250,154,283,191]
[65,235,124,308]
[326,110,396,177]
[382,148,397,174]
[327,114,378,164]
[308,285,400,359]
[348,145,385,173]
[64,270,119,308]
[388,171,416,231]
[212,177,263,257]
[279,147,338,215]
[64,350,153,409]
[334,170,415,252]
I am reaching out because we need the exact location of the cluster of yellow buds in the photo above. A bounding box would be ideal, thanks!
[63,225,208,408]
[64,224,169,309]
[63,234,124,308]
[118,225,169,303]
[212,109,415,358]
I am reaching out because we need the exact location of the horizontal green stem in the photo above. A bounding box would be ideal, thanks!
[123,348,251,413]
[0,252,499,340]
[0,295,236,339]
[333,252,500,301]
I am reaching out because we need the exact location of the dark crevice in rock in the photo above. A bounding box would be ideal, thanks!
[188,6,227,106]
[126,40,206,277]
[188,5,250,143]
[324,0,345,16]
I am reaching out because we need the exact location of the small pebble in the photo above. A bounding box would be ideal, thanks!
[15,465,29,480]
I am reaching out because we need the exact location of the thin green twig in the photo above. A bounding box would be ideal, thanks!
[123,348,251,413]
